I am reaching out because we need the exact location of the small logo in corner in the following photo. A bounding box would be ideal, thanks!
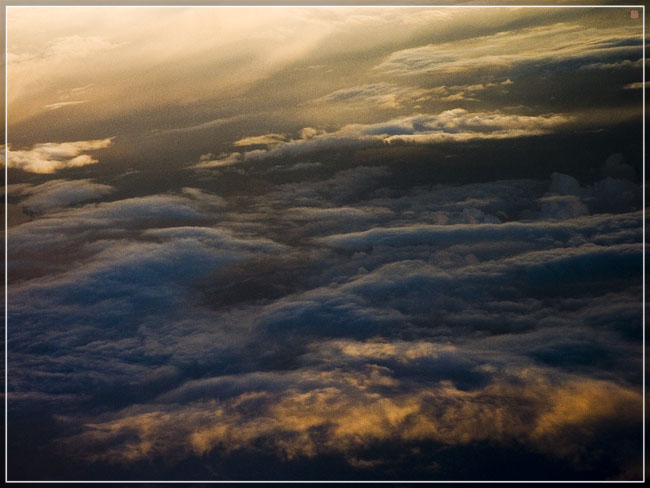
[631,10,639,19]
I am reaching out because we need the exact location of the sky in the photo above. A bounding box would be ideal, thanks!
[3,3,646,481]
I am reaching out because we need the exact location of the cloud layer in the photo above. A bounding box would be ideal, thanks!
[6,5,643,482]
[7,161,643,480]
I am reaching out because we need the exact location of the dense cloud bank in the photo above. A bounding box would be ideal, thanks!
[7,150,643,480]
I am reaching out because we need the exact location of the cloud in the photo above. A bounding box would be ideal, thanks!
[377,23,642,76]
[234,133,288,147]
[318,211,640,252]
[143,226,286,253]
[623,80,649,90]
[180,187,227,207]
[44,100,87,111]
[7,191,231,277]
[358,109,569,142]
[16,179,114,213]
[309,80,515,109]
[439,79,514,102]
[7,138,114,173]
[152,115,247,135]
[193,152,246,169]
[56,83,94,99]
[192,109,571,169]
[283,206,394,223]
[374,110,570,144]
[309,82,435,109]
[580,58,642,71]
[542,171,640,216]
[7,167,642,480]
[58,369,640,473]
[538,195,588,220]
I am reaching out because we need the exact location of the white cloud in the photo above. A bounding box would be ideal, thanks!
[7,138,114,173]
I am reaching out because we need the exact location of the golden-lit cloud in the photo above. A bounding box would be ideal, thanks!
[7,6,641,150]
[7,138,114,173]
[309,82,437,109]
[59,366,640,469]
[309,79,515,109]
[377,22,642,75]
[192,109,571,169]
[234,133,288,147]
[624,81,648,90]
[44,100,88,111]
[152,115,247,135]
